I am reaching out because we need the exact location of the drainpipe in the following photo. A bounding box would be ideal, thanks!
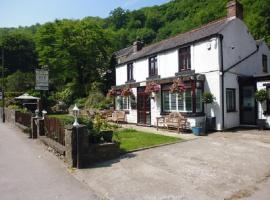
[219,35,225,131]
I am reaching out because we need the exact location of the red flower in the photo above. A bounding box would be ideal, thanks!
[107,88,117,97]
[121,87,133,97]
[170,78,186,93]
[144,82,161,94]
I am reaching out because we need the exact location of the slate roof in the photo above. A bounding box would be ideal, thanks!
[115,17,234,65]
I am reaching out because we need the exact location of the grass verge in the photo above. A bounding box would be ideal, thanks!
[114,128,182,152]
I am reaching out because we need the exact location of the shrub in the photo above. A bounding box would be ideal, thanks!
[255,89,268,103]
[202,92,216,104]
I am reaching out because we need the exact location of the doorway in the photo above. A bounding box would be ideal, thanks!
[137,87,151,125]
[240,85,256,125]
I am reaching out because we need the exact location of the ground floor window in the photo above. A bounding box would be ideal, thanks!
[226,88,236,112]
[162,88,203,113]
[116,96,130,110]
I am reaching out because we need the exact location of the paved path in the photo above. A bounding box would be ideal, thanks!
[74,129,270,200]
[0,123,100,200]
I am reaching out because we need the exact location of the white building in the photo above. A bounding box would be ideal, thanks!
[112,0,270,131]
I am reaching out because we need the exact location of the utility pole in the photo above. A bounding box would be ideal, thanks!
[1,48,5,123]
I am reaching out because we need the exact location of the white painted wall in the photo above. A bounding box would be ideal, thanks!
[158,49,178,78]
[221,19,270,129]
[193,37,220,73]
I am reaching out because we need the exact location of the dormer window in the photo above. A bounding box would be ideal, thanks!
[127,63,134,81]
[149,56,158,77]
[179,46,191,71]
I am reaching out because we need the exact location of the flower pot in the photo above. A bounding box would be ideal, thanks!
[192,127,203,136]
[257,119,266,130]
[101,130,113,142]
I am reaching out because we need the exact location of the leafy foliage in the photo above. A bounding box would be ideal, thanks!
[202,92,216,104]
[255,89,268,102]
[0,0,269,109]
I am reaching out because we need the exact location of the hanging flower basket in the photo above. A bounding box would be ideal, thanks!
[170,78,186,93]
[106,88,117,97]
[144,82,161,94]
[121,87,133,97]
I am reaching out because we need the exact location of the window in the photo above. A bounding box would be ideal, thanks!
[226,89,236,112]
[162,89,198,112]
[127,63,134,81]
[179,47,191,71]
[117,96,129,110]
[263,55,268,73]
[149,56,158,77]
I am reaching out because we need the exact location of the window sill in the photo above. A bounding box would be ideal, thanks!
[125,80,136,84]
[160,111,205,117]
[175,70,195,76]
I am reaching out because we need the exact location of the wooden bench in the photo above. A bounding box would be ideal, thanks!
[156,112,188,133]
[107,111,126,124]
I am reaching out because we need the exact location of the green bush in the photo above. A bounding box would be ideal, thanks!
[255,89,268,102]
[202,92,216,104]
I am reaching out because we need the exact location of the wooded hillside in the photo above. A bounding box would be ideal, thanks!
[0,0,269,108]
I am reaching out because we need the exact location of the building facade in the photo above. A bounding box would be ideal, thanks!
[112,0,270,130]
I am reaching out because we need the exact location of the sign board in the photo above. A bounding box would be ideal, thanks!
[35,69,49,91]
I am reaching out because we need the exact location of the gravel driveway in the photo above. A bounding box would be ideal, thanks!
[73,130,270,200]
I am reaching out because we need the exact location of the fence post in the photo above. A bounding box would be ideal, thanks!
[31,117,38,139]
[65,125,88,168]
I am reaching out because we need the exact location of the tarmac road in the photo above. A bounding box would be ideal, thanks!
[0,122,100,200]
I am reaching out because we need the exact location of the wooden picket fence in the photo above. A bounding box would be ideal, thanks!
[44,117,65,146]
[15,111,32,128]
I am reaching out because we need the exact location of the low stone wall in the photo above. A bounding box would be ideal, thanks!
[65,126,120,168]
[0,108,17,125]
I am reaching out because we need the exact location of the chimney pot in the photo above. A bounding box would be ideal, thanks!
[133,40,143,53]
[226,0,243,20]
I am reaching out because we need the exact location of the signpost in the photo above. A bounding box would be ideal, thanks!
[35,69,49,91]
[35,68,49,111]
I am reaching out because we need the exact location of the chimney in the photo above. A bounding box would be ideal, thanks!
[226,0,243,20]
[133,40,143,53]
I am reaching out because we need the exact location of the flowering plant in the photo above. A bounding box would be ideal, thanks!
[107,88,117,97]
[144,82,161,94]
[170,78,186,93]
[121,87,133,97]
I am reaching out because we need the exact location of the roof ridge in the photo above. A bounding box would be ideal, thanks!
[141,17,229,50]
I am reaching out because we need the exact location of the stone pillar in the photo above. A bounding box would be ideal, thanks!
[37,118,45,136]
[31,117,38,139]
[64,125,88,169]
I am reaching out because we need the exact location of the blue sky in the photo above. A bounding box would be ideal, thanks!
[0,0,169,28]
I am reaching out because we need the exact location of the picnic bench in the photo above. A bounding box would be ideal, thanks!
[156,112,188,133]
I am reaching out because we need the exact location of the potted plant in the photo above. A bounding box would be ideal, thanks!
[106,88,117,98]
[144,82,161,99]
[255,89,268,130]
[93,114,114,143]
[121,87,133,97]
[169,78,186,94]
[202,92,216,133]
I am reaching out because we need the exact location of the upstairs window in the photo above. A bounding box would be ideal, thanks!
[127,63,134,81]
[179,47,191,71]
[149,56,158,77]
[263,55,268,73]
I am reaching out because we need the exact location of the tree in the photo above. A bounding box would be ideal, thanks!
[0,32,37,75]
[108,7,129,29]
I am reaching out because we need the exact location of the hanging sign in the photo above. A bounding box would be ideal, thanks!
[35,69,49,91]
